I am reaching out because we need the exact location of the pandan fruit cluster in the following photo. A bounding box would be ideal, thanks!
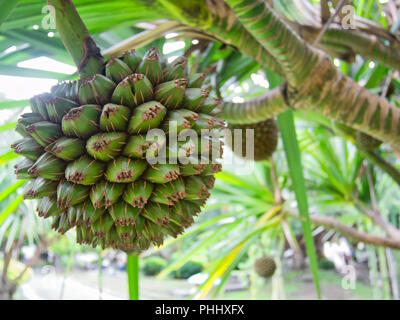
[254,256,276,278]
[227,118,278,161]
[355,131,382,151]
[11,48,224,253]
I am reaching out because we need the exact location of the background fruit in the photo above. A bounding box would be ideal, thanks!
[11,48,223,253]
[355,131,382,151]
[227,118,278,161]
[254,256,276,278]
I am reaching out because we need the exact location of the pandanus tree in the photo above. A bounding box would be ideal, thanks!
[1,0,400,299]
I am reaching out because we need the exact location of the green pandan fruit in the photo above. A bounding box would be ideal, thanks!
[12,48,224,253]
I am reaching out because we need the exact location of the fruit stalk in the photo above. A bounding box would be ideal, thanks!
[47,0,104,78]
[127,254,139,300]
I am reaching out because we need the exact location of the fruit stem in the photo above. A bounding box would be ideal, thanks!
[47,0,104,78]
[127,254,139,300]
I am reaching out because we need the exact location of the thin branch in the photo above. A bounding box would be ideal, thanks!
[386,248,399,300]
[11,238,48,286]
[1,244,14,285]
[225,0,319,85]
[270,156,283,204]
[313,0,347,45]
[361,149,400,190]
[355,200,400,241]
[366,164,379,213]
[103,21,186,58]
[288,212,400,250]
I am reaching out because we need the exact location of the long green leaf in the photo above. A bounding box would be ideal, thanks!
[0,195,23,225]
[0,180,25,202]
[0,150,19,165]
[0,122,17,132]
[277,110,321,299]
[0,64,73,80]
[0,99,29,110]
[126,254,139,300]
[0,0,20,27]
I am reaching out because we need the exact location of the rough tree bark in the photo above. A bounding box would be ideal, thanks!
[224,0,400,147]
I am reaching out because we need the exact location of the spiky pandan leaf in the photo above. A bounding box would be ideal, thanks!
[12,48,224,252]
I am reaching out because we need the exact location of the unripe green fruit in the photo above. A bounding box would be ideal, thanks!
[12,48,223,253]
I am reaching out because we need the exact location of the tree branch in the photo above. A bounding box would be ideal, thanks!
[320,27,400,71]
[313,0,346,45]
[361,149,400,189]
[158,0,284,76]
[354,200,400,241]
[11,238,48,286]
[288,212,400,250]
[225,0,319,85]
[1,244,14,285]
[274,0,400,71]
[220,86,288,123]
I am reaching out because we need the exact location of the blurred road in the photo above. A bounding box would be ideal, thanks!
[19,267,194,300]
